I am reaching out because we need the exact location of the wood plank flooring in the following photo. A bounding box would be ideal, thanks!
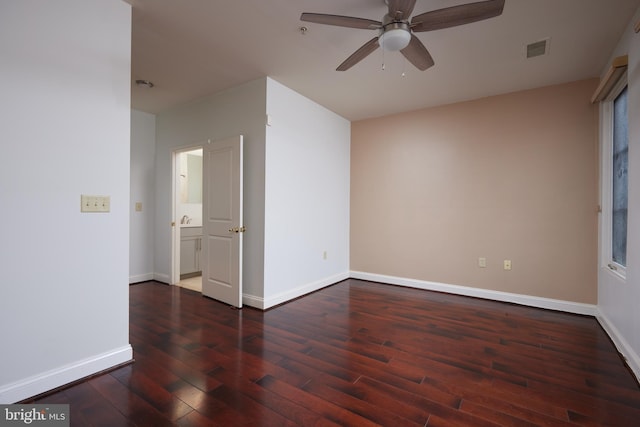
[32,279,640,426]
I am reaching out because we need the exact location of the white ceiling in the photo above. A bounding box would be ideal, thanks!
[129,0,640,121]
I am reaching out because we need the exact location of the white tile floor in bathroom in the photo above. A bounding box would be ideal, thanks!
[179,275,202,292]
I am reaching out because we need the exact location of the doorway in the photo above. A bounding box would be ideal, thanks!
[171,146,203,292]
[171,136,244,308]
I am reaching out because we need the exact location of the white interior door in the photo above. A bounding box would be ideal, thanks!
[201,135,243,307]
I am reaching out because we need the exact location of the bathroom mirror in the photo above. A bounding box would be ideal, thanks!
[180,149,203,204]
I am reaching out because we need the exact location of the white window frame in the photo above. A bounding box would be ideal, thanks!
[600,75,628,280]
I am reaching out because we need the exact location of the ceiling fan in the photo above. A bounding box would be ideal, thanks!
[300,0,505,71]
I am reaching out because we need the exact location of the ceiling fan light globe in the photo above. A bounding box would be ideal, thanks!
[379,28,410,51]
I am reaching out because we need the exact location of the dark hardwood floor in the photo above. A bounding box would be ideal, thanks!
[32,279,640,426]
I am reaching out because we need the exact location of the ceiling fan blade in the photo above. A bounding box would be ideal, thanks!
[300,13,381,30]
[400,35,434,71]
[337,37,380,71]
[387,0,417,21]
[411,0,505,32]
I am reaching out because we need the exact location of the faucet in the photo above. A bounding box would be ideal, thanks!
[180,215,190,224]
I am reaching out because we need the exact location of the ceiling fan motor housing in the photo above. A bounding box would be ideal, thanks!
[379,17,411,51]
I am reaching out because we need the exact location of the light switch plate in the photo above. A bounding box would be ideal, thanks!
[81,195,110,212]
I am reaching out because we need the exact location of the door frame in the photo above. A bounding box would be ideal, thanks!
[170,143,204,285]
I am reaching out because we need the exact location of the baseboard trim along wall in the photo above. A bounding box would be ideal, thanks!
[350,271,598,316]
[596,312,640,383]
[245,272,350,310]
[242,293,265,309]
[0,345,133,404]
[153,273,170,284]
[129,273,154,284]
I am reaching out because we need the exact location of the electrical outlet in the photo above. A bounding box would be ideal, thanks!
[323,251,327,260]
[478,257,487,268]
[503,260,512,270]
[135,202,143,212]
[81,195,110,213]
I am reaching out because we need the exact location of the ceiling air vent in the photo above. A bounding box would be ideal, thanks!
[526,39,549,59]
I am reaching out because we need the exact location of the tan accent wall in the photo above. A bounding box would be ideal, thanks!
[351,79,599,304]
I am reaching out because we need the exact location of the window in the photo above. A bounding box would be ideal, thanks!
[600,79,628,279]
[611,87,628,268]
[595,55,628,279]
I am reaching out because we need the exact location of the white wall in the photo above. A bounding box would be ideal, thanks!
[130,109,156,283]
[262,78,351,308]
[597,7,640,380]
[0,0,132,403]
[155,79,267,299]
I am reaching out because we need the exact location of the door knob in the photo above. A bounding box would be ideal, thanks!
[229,227,239,233]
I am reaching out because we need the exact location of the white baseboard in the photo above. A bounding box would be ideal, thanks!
[245,272,350,310]
[153,272,170,284]
[596,311,640,382]
[243,293,265,309]
[0,345,133,404]
[129,273,154,284]
[350,271,597,316]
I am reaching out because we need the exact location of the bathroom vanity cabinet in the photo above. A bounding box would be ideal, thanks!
[180,226,202,277]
